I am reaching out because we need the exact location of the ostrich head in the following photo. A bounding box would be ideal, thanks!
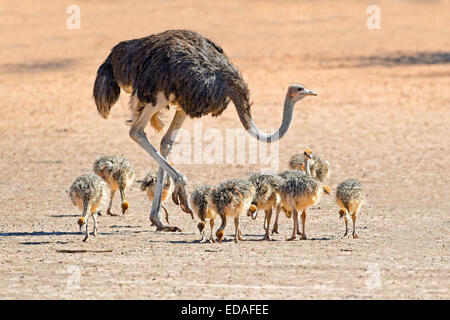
[287,84,318,102]
[339,208,348,219]
[121,201,129,214]
[303,148,313,159]
[322,185,331,196]
[247,204,258,220]
[78,217,86,231]
[241,84,317,143]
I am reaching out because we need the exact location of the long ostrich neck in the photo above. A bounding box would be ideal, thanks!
[305,158,312,177]
[231,88,295,143]
[246,93,294,143]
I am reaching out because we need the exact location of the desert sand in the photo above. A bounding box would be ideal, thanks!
[0,0,448,299]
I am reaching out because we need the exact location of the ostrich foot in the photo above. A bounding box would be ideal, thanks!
[286,235,296,241]
[301,233,307,240]
[353,233,359,239]
[209,238,216,244]
[263,233,271,241]
[271,224,279,234]
[172,181,193,217]
[107,209,119,217]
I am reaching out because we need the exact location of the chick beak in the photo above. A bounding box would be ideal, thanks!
[121,201,129,214]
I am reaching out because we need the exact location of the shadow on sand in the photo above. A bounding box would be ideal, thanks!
[323,51,450,68]
[0,58,76,74]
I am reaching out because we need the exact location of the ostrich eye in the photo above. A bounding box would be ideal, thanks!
[298,88,303,92]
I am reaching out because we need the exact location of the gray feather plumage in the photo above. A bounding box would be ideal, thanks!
[93,155,134,189]
[282,174,320,199]
[289,153,330,182]
[248,172,283,207]
[191,185,214,221]
[336,179,365,209]
[138,171,172,192]
[211,179,255,216]
[69,174,108,209]
[93,29,251,121]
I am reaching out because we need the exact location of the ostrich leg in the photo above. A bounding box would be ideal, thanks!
[151,110,189,231]
[129,97,192,230]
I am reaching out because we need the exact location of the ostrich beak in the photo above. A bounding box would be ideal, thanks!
[304,88,318,96]
[121,201,129,214]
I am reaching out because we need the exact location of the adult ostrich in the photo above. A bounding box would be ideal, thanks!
[93,29,317,231]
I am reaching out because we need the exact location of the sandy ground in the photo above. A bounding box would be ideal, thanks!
[0,0,449,299]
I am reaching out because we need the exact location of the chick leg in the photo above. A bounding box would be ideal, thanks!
[300,210,307,240]
[352,212,358,238]
[342,214,349,238]
[81,203,91,242]
[92,212,99,237]
[216,214,227,243]
[83,218,89,242]
[209,219,216,243]
[271,205,280,234]
[234,217,241,243]
[264,209,272,240]
[297,215,302,235]
[106,190,116,216]
[198,220,206,243]
[286,209,298,241]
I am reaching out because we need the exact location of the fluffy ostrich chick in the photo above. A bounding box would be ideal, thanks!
[69,174,109,242]
[93,155,135,215]
[336,179,365,238]
[210,179,256,243]
[191,185,216,243]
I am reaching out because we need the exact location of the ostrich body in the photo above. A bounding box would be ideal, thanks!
[336,179,365,238]
[190,185,216,243]
[281,151,331,240]
[93,155,135,215]
[69,174,109,242]
[209,179,256,243]
[289,153,330,182]
[247,172,285,240]
[93,29,317,231]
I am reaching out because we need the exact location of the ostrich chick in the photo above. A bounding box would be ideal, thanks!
[69,174,109,242]
[191,185,216,243]
[138,171,174,225]
[247,172,284,240]
[138,170,194,226]
[271,149,315,234]
[210,179,256,243]
[93,155,135,215]
[336,179,365,238]
[282,152,331,240]
[289,151,330,182]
